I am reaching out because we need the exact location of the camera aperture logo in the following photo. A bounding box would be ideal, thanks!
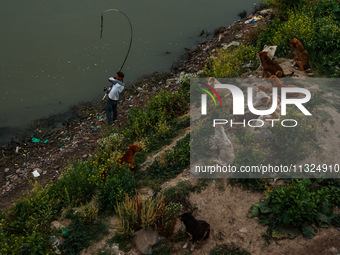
[199,82,312,129]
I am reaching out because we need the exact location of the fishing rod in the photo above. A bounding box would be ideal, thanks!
[100,8,133,73]
[100,9,133,101]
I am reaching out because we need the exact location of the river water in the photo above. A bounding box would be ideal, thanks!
[0,0,257,144]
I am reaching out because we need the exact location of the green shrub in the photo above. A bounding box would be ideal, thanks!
[6,183,56,234]
[308,15,340,75]
[249,179,340,239]
[61,215,109,255]
[202,44,258,78]
[97,167,137,212]
[0,184,55,254]
[123,89,189,143]
[259,7,316,56]
[48,161,98,208]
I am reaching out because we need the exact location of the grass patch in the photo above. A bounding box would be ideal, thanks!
[141,134,190,189]
[61,214,109,255]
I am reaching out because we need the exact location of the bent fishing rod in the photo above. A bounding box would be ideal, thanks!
[100,8,133,73]
[100,9,133,101]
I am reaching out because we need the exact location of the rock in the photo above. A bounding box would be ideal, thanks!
[4,168,10,173]
[34,168,42,174]
[239,227,248,233]
[139,187,154,201]
[260,9,272,16]
[134,228,164,254]
[329,247,338,255]
[50,221,66,230]
[235,33,243,39]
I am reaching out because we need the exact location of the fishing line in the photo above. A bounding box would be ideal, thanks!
[100,9,133,72]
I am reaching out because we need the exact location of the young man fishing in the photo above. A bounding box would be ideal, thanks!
[106,71,125,125]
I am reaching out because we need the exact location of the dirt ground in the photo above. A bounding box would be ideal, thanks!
[173,181,340,255]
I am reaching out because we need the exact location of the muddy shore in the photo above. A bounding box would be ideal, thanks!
[0,7,272,210]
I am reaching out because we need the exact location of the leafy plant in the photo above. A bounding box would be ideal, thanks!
[249,179,340,239]
[97,167,137,213]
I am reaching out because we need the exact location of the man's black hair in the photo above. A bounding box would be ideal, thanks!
[116,71,124,79]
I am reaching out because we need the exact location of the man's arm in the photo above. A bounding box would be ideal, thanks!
[108,77,124,86]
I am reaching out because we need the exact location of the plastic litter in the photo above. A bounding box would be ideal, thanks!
[61,228,68,235]
[32,170,40,178]
[245,15,263,24]
[62,136,70,141]
[222,41,240,50]
[32,137,48,143]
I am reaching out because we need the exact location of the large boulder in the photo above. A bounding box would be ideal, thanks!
[134,229,165,254]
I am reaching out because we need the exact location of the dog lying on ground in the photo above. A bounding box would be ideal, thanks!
[256,45,277,71]
[180,212,210,251]
[259,51,294,78]
[289,38,313,74]
[118,144,142,171]
[268,75,300,97]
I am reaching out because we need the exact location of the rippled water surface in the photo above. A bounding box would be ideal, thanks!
[0,0,257,144]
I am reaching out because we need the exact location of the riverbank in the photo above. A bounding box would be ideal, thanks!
[0,6,272,210]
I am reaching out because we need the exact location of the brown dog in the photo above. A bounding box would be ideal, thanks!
[268,75,300,97]
[118,144,142,170]
[289,38,313,74]
[258,51,294,78]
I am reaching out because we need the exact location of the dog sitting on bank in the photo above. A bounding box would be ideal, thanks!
[268,75,300,97]
[259,51,294,78]
[180,212,210,251]
[256,45,278,71]
[289,38,313,75]
[118,144,142,171]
